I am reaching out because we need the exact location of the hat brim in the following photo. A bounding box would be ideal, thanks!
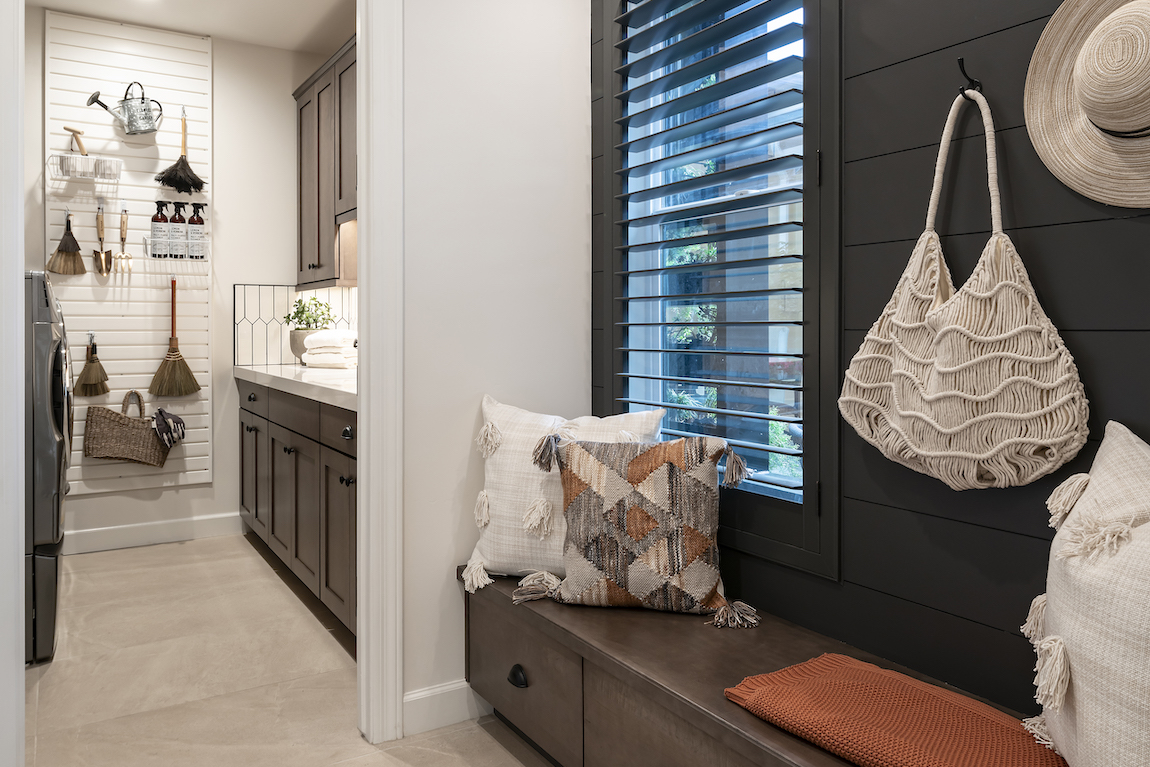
[1026,0,1150,208]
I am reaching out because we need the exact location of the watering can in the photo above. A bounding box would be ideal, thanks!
[87,82,163,135]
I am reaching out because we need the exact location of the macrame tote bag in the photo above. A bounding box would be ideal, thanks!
[839,91,1089,491]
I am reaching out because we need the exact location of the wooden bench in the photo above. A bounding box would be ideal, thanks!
[462,572,1021,767]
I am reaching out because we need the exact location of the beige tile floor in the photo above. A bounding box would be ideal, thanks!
[25,535,550,767]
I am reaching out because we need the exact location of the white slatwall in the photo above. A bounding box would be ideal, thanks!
[44,11,213,496]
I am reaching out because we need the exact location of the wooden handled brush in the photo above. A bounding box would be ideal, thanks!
[76,332,110,396]
[46,210,85,275]
[155,106,205,195]
[148,277,201,396]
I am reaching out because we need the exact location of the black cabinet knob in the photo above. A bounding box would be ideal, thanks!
[248,393,257,402]
[283,446,295,455]
[341,425,354,440]
[245,425,257,433]
[340,476,356,486]
[507,664,528,689]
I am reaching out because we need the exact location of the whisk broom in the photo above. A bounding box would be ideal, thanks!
[46,209,85,275]
[149,276,201,396]
[76,332,110,396]
[155,105,205,195]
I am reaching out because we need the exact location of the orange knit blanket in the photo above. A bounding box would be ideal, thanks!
[725,654,1066,767]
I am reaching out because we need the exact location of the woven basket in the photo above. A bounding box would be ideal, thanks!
[84,390,170,467]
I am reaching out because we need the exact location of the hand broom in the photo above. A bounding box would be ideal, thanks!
[76,332,110,396]
[149,276,201,396]
[46,209,85,275]
[155,105,205,195]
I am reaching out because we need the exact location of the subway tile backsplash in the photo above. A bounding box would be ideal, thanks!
[234,284,358,366]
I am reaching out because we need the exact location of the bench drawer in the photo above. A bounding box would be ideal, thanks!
[468,590,582,767]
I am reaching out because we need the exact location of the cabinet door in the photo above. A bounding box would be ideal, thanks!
[297,83,318,286]
[334,46,357,216]
[313,70,338,283]
[290,434,322,594]
[267,423,295,563]
[320,447,355,631]
[239,410,269,541]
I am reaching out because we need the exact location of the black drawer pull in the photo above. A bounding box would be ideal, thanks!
[283,446,295,455]
[245,425,256,433]
[507,664,528,689]
[341,425,354,440]
[339,476,356,486]
[247,392,257,402]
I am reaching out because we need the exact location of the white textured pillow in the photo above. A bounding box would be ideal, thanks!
[463,395,664,592]
[1022,421,1150,765]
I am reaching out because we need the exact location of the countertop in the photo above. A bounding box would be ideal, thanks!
[233,364,357,411]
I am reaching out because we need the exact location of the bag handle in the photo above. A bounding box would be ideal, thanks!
[121,390,145,418]
[924,89,1002,235]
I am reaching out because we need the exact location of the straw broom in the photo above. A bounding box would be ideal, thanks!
[149,276,201,396]
[76,333,110,396]
[155,106,205,195]
[46,210,85,275]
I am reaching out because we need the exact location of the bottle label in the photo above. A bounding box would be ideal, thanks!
[150,221,168,258]
[188,225,207,260]
[169,223,187,259]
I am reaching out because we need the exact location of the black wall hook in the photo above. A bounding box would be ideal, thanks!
[958,57,982,101]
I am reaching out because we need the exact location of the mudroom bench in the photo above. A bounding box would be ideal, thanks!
[462,572,1020,767]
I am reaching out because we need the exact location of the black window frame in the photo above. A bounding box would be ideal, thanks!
[591,0,841,580]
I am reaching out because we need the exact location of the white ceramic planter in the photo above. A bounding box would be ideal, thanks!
[290,328,321,364]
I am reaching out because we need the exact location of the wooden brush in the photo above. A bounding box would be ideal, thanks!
[76,333,110,396]
[155,106,205,195]
[46,210,86,275]
[149,277,201,396]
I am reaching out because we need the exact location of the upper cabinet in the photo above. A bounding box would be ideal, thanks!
[295,37,356,290]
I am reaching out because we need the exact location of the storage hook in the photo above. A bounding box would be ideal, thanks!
[958,57,982,101]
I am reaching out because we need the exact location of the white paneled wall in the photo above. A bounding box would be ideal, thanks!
[43,11,213,496]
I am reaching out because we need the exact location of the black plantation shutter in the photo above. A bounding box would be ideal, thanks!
[616,0,807,501]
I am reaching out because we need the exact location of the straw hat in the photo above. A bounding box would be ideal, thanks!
[1026,0,1150,207]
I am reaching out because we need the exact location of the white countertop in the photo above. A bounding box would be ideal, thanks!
[234,364,357,411]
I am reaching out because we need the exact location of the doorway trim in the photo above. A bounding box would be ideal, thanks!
[356,0,406,744]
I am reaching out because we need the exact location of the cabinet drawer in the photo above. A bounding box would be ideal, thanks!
[269,389,320,440]
[237,380,269,419]
[468,591,582,767]
[320,404,357,457]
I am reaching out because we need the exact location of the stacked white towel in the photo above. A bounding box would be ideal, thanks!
[302,330,358,368]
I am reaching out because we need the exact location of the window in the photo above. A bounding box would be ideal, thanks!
[593,0,839,577]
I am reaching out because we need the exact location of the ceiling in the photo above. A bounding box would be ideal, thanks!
[27,0,355,56]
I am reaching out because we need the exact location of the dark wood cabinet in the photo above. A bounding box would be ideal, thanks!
[238,410,269,542]
[320,447,356,630]
[334,45,357,217]
[237,380,357,634]
[295,36,356,290]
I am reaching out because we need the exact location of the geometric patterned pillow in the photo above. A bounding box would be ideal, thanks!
[516,436,758,628]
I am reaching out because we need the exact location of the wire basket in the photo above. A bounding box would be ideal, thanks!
[50,152,122,181]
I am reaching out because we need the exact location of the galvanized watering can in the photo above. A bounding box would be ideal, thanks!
[87,82,164,135]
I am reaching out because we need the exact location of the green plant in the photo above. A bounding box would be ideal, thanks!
[284,297,335,330]
[768,406,802,478]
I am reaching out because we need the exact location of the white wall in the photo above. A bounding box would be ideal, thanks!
[23,7,328,552]
[399,0,591,734]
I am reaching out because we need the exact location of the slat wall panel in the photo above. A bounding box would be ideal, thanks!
[734,2,1144,715]
[44,11,212,496]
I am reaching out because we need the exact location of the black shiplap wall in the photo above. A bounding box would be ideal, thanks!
[729,0,1150,715]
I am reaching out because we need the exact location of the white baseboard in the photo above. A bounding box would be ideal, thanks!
[402,679,492,737]
[62,511,244,555]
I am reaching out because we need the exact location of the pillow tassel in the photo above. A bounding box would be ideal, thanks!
[1023,714,1059,753]
[512,570,561,605]
[722,445,747,488]
[708,599,760,629]
[474,490,490,529]
[1034,635,1070,712]
[532,433,562,472]
[462,556,494,594]
[1057,513,1133,562]
[523,498,554,540]
[1021,593,1047,645]
[1046,473,1090,530]
[475,421,503,458]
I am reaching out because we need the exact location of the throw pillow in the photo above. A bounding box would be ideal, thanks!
[1021,421,1150,765]
[462,395,664,593]
[515,435,758,628]
[727,654,1067,767]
